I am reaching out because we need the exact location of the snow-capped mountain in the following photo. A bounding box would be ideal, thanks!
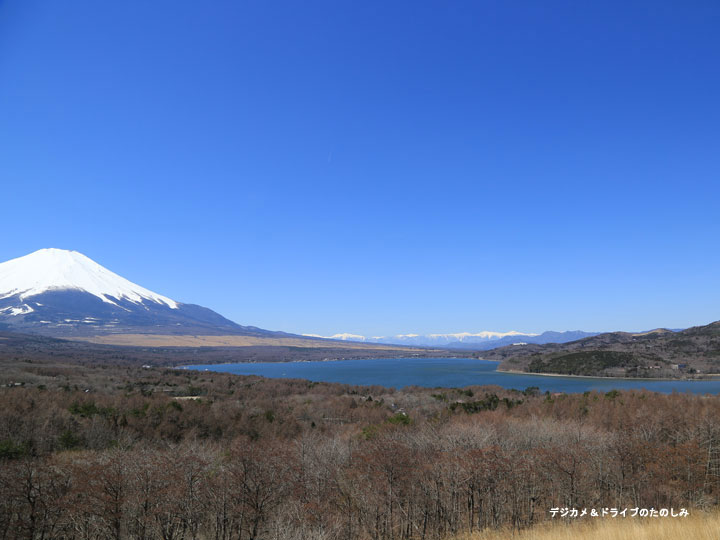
[0,248,275,337]
[0,249,178,309]
[303,330,599,350]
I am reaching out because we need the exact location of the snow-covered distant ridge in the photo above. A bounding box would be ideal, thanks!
[427,331,535,340]
[303,332,368,340]
[302,330,598,349]
[303,330,538,341]
[0,248,178,309]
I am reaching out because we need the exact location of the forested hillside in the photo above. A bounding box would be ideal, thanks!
[485,321,720,377]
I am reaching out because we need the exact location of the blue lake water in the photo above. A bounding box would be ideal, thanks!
[183,357,720,394]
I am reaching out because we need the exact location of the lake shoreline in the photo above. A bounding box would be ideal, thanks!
[180,357,720,383]
[181,357,720,394]
[177,355,495,368]
[497,367,720,382]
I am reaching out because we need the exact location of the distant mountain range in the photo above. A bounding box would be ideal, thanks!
[303,330,599,350]
[0,249,281,337]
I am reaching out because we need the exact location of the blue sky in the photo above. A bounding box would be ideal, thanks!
[1,1,719,336]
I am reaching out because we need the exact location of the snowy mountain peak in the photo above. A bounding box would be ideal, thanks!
[0,248,178,309]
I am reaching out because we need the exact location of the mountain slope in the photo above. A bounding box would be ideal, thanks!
[0,329,461,366]
[483,322,720,377]
[0,249,277,337]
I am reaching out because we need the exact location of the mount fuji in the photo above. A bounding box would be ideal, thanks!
[0,248,276,337]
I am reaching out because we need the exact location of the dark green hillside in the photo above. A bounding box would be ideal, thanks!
[527,351,657,376]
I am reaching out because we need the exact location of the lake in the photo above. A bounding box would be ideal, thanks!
[183,357,720,394]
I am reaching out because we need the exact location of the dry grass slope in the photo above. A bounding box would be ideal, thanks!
[70,333,422,349]
[453,513,720,540]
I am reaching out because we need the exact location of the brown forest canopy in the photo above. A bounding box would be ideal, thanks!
[2,355,720,540]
